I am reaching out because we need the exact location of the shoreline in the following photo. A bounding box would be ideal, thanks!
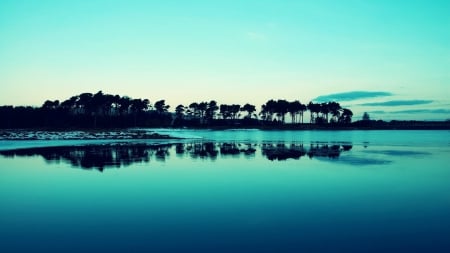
[1,122,450,136]
[0,129,181,141]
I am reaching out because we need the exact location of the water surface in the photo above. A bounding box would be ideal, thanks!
[1,130,449,252]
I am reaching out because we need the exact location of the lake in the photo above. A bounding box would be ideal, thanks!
[1,130,449,253]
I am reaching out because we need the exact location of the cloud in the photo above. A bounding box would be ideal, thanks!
[361,100,433,107]
[247,32,266,41]
[313,91,392,102]
[370,109,450,114]
[369,110,386,114]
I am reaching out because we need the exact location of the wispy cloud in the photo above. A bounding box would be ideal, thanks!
[370,109,450,114]
[247,32,266,41]
[313,91,392,102]
[361,100,433,107]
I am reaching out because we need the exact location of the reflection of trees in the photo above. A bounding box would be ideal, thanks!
[0,144,162,171]
[182,142,256,159]
[0,142,354,170]
[307,144,342,159]
[262,143,307,161]
[262,143,352,161]
[155,145,170,161]
[175,143,185,155]
[342,144,353,151]
[220,143,256,156]
[185,142,218,160]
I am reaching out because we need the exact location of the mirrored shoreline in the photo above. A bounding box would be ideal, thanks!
[0,142,360,171]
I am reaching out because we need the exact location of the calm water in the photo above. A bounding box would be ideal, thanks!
[0,130,449,253]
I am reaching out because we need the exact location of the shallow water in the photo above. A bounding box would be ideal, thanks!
[1,130,449,252]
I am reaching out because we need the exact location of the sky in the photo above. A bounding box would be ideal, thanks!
[0,0,449,120]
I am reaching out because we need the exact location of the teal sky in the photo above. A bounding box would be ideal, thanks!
[0,0,449,120]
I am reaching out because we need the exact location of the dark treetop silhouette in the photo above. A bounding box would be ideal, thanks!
[0,91,448,129]
[0,91,353,129]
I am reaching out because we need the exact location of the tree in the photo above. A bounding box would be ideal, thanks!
[102,94,116,116]
[154,100,169,114]
[188,102,200,118]
[205,101,218,121]
[130,99,149,113]
[240,103,256,119]
[328,102,342,123]
[118,96,131,115]
[230,104,241,120]
[198,102,208,120]
[362,112,370,121]
[175,104,185,119]
[109,95,121,115]
[275,99,289,123]
[220,104,231,119]
[299,103,307,124]
[77,92,93,114]
[1,92,363,129]
[340,108,353,124]
[130,98,149,127]
[220,104,241,120]
[42,100,59,109]
[261,99,277,122]
[259,104,268,121]
[288,100,303,123]
[308,102,320,124]
[60,96,78,112]
[319,102,330,123]
[91,91,107,127]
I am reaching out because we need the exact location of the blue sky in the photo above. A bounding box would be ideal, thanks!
[0,0,449,120]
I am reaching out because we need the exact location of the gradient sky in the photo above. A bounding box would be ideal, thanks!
[0,0,449,120]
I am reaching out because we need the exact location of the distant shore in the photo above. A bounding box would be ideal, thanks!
[0,120,449,141]
[257,120,450,130]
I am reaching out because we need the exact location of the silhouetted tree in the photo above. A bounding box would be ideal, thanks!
[340,108,353,124]
[362,112,370,121]
[274,99,289,123]
[320,102,330,123]
[240,103,256,119]
[42,100,59,109]
[299,102,307,124]
[60,96,77,112]
[220,104,241,120]
[198,102,208,121]
[0,91,371,129]
[288,100,303,123]
[188,102,200,119]
[260,100,273,122]
[119,96,132,115]
[154,100,169,114]
[175,104,185,119]
[205,100,218,122]
[328,102,342,123]
[308,102,320,124]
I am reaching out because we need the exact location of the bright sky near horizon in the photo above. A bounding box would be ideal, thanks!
[0,0,449,120]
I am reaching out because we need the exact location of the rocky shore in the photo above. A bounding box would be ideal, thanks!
[0,129,177,140]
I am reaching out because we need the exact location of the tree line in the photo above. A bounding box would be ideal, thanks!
[0,91,353,129]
